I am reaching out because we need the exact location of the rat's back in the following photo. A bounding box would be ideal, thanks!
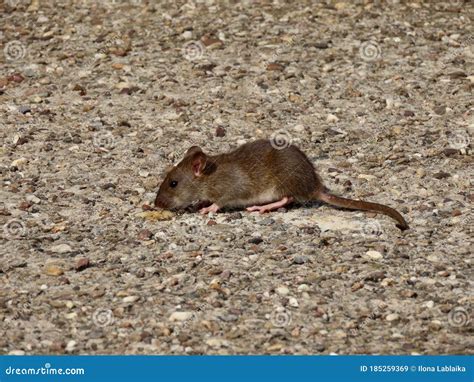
[225,139,321,201]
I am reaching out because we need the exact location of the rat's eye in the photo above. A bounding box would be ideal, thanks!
[170,180,178,188]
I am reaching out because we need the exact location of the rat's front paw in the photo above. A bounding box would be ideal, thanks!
[199,203,220,214]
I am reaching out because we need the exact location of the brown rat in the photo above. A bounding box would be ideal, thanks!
[154,139,409,230]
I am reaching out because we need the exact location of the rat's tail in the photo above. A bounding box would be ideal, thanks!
[312,190,409,231]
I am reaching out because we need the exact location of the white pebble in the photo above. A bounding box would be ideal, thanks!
[66,340,77,352]
[293,124,305,132]
[9,350,25,355]
[182,31,193,40]
[289,297,299,308]
[425,300,435,309]
[26,194,41,204]
[326,114,339,123]
[386,313,400,322]
[169,311,194,322]
[365,250,383,260]
[297,284,309,292]
[123,296,139,303]
[11,158,28,168]
[276,286,289,296]
[50,243,72,254]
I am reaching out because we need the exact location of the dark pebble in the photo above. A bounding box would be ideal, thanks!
[18,105,31,114]
[314,42,329,49]
[137,229,153,241]
[314,343,326,352]
[101,183,116,190]
[442,148,458,156]
[364,271,386,282]
[403,110,415,117]
[228,212,242,220]
[8,73,25,83]
[75,258,90,272]
[300,226,320,235]
[433,172,450,179]
[19,201,32,211]
[215,126,226,137]
[258,218,274,226]
[248,237,263,245]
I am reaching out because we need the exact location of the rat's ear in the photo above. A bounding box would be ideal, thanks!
[191,152,207,177]
[185,146,202,158]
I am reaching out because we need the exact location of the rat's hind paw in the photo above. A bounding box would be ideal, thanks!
[246,196,294,213]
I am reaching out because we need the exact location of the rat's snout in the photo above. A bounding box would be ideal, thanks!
[154,194,168,209]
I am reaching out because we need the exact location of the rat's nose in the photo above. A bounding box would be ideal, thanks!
[154,196,166,209]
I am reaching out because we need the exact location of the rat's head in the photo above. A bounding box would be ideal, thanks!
[154,146,210,210]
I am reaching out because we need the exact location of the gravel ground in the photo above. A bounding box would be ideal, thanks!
[1,0,473,355]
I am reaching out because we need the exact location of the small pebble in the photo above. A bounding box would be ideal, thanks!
[293,255,308,264]
[386,313,400,322]
[44,265,64,276]
[8,350,25,355]
[215,126,226,137]
[326,114,339,123]
[137,229,153,241]
[123,296,139,303]
[18,105,31,114]
[50,244,72,254]
[289,297,299,307]
[297,284,310,292]
[169,311,194,322]
[364,250,383,260]
[425,300,435,309]
[248,237,263,245]
[276,286,290,296]
[26,194,41,204]
[65,340,77,352]
[182,30,193,39]
[228,212,242,220]
[11,157,28,168]
[75,258,90,272]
